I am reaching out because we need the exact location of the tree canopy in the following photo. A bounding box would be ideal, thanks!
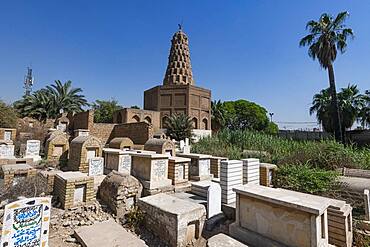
[0,100,18,128]
[92,99,122,123]
[165,114,193,141]
[14,80,88,122]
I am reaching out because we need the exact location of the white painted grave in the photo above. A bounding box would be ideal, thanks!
[74,185,86,203]
[4,130,11,141]
[25,140,41,161]
[0,197,51,247]
[207,182,222,218]
[0,144,15,158]
[88,157,104,176]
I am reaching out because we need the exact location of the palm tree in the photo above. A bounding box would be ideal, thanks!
[14,80,88,121]
[211,100,226,132]
[165,114,193,141]
[300,12,354,142]
[359,90,370,128]
[310,84,365,134]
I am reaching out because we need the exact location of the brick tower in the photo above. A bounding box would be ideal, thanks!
[144,27,211,131]
[163,28,194,86]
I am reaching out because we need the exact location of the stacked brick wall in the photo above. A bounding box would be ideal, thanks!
[70,111,94,130]
[113,122,153,145]
[90,123,116,146]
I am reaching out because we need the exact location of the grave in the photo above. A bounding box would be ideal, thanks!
[144,138,176,156]
[365,189,370,221]
[230,184,331,247]
[99,171,143,218]
[168,156,191,190]
[177,153,213,181]
[88,157,104,176]
[1,163,37,187]
[207,233,248,247]
[259,163,277,187]
[39,168,64,193]
[108,137,134,150]
[0,143,15,159]
[0,128,16,142]
[138,193,206,247]
[25,140,42,161]
[45,130,69,162]
[210,156,228,178]
[0,197,51,247]
[207,182,222,218]
[241,158,260,185]
[53,171,95,209]
[191,180,212,198]
[103,148,134,174]
[131,152,172,195]
[74,129,90,137]
[68,135,102,173]
[220,160,243,205]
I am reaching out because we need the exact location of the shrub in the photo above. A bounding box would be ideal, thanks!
[273,164,339,194]
[0,100,18,128]
[124,206,144,231]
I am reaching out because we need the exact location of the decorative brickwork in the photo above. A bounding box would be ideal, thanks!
[113,108,161,131]
[53,172,95,209]
[45,130,69,162]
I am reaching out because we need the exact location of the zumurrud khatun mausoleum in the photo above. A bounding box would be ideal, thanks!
[144,27,212,138]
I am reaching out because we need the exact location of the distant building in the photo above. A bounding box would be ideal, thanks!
[144,28,212,131]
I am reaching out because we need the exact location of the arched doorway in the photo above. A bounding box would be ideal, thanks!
[201,118,208,130]
[132,115,140,123]
[144,116,152,124]
[192,117,198,129]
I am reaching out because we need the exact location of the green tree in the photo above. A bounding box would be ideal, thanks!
[14,80,88,121]
[265,122,279,135]
[310,84,366,133]
[130,105,140,109]
[165,114,193,141]
[223,99,269,131]
[211,100,226,132]
[92,99,122,123]
[300,11,354,142]
[0,100,18,128]
[359,90,370,128]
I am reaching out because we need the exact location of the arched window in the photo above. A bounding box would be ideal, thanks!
[192,117,198,129]
[132,115,140,123]
[162,116,169,128]
[202,118,208,130]
[144,116,152,124]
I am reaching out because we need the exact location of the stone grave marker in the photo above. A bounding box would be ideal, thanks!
[118,155,132,173]
[88,157,104,176]
[180,140,185,151]
[153,159,167,179]
[0,144,14,158]
[207,182,222,218]
[365,189,370,221]
[25,140,41,161]
[56,123,67,132]
[199,159,211,176]
[4,130,11,141]
[0,197,51,247]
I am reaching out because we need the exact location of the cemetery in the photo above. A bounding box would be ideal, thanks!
[0,25,370,247]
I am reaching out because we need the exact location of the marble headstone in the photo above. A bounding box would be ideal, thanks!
[118,155,132,173]
[1,197,51,247]
[365,189,370,221]
[0,144,15,158]
[25,140,41,161]
[207,182,222,218]
[88,157,104,176]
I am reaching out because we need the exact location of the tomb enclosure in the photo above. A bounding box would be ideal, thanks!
[44,130,69,162]
[220,160,243,204]
[68,135,102,173]
[131,152,172,195]
[0,143,15,159]
[144,138,176,156]
[108,137,134,150]
[53,171,95,209]
[138,193,206,247]
[1,163,37,187]
[230,184,331,247]
[0,128,16,142]
[177,153,213,181]
[0,197,51,247]
[25,140,41,161]
[99,171,143,218]
[207,182,222,218]
[259,163,277,187]
[168,156,191,190]
[210,156,228,179]
[241,158,260,185]
[39,168,64,193]
[103,148,135,174]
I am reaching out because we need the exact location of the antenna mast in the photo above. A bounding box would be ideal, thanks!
[24,67,34,96]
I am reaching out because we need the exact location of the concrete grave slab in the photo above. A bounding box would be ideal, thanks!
[207,233,248,247]
[74,219,147,247]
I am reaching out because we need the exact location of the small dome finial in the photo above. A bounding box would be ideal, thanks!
[178,23,182,31]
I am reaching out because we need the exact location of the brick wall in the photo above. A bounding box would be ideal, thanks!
[70,111,94,130]
[113,122,153,145]
[90,123,116,146]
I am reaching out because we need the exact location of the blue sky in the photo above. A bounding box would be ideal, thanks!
[0,1,369,129]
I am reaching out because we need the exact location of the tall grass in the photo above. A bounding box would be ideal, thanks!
[192,129,370,170]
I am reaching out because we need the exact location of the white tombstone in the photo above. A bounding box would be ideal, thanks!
[4,130,12,141]
[1,197,51,247]
[118,154,132,173]
[185,138,189,146]
[88,157,104,176]
[207,182,222,218]
[56,123,66,132]
[25,140,41,161]
[0,144,15,158]
[180,140,185,151]
[364,189,370,221]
